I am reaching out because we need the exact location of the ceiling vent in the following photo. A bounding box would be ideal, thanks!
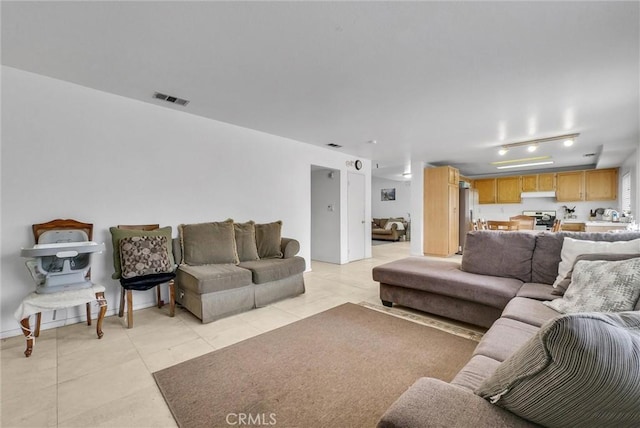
[326,143,342,148]
[153,92,190,106]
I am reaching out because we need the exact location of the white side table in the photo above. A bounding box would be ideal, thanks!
[15,284,107,357]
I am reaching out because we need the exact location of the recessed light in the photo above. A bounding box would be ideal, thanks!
[498,148,508,156]
[563,139,574,147]
[527,145,537,152]
[496,161,554,170]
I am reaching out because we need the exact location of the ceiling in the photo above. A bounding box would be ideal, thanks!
[3,1,639,181]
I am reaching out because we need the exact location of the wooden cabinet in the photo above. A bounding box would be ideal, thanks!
[497,176,521,203]
[556,171,584,202]
[538,173,556,191]
[520,173,555,192]
[424,166,459,257]
[474,178,496,204]
[585,168,617,201]
[521,175,538,192]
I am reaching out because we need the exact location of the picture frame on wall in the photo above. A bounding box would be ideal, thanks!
[381,188,396,201]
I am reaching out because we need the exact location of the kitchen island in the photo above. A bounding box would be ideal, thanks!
[563,220,631,232]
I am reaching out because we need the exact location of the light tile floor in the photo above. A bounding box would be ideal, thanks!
[0,241,460,428]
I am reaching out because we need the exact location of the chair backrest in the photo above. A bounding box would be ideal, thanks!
[551,219,562,232]
[117,224,160,231]
[487,220,519,231]
[509,215,535,230]
[474,219,488,230]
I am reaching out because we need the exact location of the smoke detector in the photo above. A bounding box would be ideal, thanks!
[153,92,190,106]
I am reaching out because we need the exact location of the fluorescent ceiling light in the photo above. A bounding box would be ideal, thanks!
[496,161,554,170]
[491,155,551,165]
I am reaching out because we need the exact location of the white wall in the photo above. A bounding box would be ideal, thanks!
[621,149,638,218]
[311,168,340,263]
[0,67,371,337]
[371,177,411,219]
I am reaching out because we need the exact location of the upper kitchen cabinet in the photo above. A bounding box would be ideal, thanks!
[497,176,521,203]
[585,168,618,201]
[538,173,556,191]
[475,178,496,204]
[521,173,556,192]
[556,171,584,202]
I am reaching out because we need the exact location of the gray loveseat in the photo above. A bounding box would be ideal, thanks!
[174,220,305,323]
[373,230,640,427]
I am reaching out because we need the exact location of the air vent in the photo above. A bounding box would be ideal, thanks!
[583,153,596,157]
[153,92,190,106]
[326,143,342,148]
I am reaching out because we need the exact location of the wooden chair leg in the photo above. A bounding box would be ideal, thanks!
[157,286,164,308]
[118,286,125,318]
[86,302,92,326]
[95,291,107,339]
[168,280,176,317]
[126,289,133,329]
[35,312,42,338]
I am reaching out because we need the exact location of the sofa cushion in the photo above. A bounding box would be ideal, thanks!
[238,257,306,284]
[476,312,640,428]
[473,318,539,362]
[176,264,252,295]
[451,355,502,391]
[109,226,175,280]
[372,258,523,309]
[516,282,559,301]
[531,231,640,284]
[555,252,640,292]
[234,221,260,262]
[255,221,283,259]
[179,220,239,266]
[461,231,537,282]
[544,257,640,314]
[552,237,640,288]
[502,297,560,328]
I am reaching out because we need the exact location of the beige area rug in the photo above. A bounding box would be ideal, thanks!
[153,303,479,428]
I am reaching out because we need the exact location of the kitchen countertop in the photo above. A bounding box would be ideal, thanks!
[563,220,629,227]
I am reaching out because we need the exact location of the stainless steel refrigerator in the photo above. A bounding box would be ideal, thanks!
[458,187,479,254]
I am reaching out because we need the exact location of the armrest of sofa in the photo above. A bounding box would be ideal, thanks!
[281,238,300,259]
[377,378,537,428]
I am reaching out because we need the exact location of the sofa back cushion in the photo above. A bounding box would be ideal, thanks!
[461,231,537,282]
[255,221,283,259]
[179,220,239,266]
[475,311,640,427]
[531,231,640,284]
[234,221,260,262]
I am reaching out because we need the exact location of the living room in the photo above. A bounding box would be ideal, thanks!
[2,1,640,427]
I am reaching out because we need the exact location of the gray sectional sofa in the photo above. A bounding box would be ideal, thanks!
[173,220,305,323]
[373,230,640,427]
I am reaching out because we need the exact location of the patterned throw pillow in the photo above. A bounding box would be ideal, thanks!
[119,236,172,279]
[476,312,640,427]
[544,257,640,313]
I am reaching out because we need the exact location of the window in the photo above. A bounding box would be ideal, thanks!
[621,172,631,213]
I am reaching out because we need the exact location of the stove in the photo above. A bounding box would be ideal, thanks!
[522,210,556,230]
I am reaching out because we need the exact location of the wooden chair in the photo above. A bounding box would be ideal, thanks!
[486,220,519,231]
[551,219,562,232]
[30,219,95,336]
[114,224,176,328]
[509,215,535,230]
[473,219,488,230]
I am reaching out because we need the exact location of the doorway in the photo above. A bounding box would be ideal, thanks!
[310,166,341,264]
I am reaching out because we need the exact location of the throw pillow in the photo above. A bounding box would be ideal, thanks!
[119,236,172,279]
[255,221,283,259]
[476,311,640,427]
[552,237,640,288]
[179,220,239,266]
[109,226,174,280]
[234,221,260,262]
[543,258,640,313]
[554,252,640,293]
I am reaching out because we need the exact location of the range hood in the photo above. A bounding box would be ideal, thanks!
[521,191,556,198]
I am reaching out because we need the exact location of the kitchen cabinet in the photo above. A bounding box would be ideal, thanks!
[521,175,538,192]
[423,166,459,257]
[474,178,496,204]
[497,176,521,203]
[560,222,585,232]
[585,168,617,201]
[538,173,556,191]
[556,171,584,202]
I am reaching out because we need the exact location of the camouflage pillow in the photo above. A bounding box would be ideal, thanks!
[119,236,172,278]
